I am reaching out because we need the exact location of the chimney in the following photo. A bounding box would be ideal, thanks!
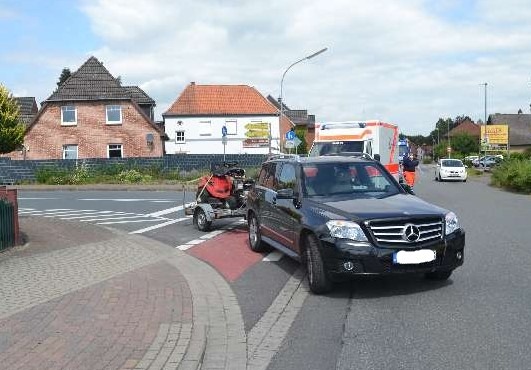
[191,82,195,85]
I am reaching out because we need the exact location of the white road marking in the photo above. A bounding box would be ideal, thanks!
[147,205,184,217]
[200,230,225,239]
[19,197,58,200]
[97,219,162,225]
[262,250,284,262]
[79,215,158,222]
[247,268,308,369]
[79,198,176,202]
[129,217,189,234]
[176,244,195,251]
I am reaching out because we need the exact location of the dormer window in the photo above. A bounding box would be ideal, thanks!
[106,105,122,124]
[61,106,77,126]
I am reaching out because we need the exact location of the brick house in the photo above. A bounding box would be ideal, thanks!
[267,95,316,150]
[448,117,480,140]
[9,56,164,160]
[489,113,531,152]
[163,83,281,154]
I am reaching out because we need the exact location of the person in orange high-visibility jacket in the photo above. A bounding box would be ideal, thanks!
[402,153,419,187]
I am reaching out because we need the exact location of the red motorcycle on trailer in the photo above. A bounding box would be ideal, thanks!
[185,162,255,231]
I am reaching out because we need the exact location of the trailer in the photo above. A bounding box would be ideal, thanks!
[184,162,254,231]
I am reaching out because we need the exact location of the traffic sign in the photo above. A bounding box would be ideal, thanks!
[447,146,452,153]
[286,130,296,140]
[285,140,295,149]
[222,126,228,137]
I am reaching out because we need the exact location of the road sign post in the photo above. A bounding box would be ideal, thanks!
[222,126,228,161]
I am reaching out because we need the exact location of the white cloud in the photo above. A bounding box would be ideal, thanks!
[72,0,531,134]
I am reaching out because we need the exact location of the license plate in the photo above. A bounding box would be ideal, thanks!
[393,250,436,264]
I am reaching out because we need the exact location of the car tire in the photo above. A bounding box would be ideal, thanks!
[193,208,212,232]
[425,270,452,280]
[305,234,332,294]
[438,174,443,182]
[434,172,438,181]
[248,213,267,252]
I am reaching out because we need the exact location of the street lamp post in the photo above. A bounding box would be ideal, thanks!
[271,47,328,154]
[447,120,451,158]
[482,82,488,169]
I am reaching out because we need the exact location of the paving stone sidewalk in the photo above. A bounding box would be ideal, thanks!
[0,217,247,370]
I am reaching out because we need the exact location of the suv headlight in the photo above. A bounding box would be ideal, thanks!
[445,212,460,235]
[326,220,368,241]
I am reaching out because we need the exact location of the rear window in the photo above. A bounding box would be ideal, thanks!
[441,160,464,167]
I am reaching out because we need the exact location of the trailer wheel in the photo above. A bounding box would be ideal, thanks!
[194,208,211,232]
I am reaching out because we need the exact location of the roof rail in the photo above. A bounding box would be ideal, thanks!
[266,153,301,161]
[320,121,366,130]
[322,152,374,160]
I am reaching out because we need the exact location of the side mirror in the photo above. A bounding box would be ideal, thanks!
[276,188,295,199]
[374,154,381,162]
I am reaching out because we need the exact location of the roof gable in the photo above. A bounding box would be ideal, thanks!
[45,56,155,106]
[449,120,480,137]
[164,83,278,116]
[14,97,38,126]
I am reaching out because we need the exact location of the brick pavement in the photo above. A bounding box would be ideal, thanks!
[0,217,247,370]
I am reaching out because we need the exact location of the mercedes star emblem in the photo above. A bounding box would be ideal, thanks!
[402,224,420,242]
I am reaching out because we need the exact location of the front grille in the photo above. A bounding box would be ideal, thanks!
[366,217,443,248]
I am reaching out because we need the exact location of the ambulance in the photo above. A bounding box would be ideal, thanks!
[309,120,400,179]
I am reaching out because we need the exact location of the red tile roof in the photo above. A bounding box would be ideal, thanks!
[449,119,481,137]
[164,83,278,116]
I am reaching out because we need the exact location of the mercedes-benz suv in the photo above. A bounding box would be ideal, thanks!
[246,154,465,294]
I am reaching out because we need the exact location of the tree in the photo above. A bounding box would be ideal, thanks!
[451,133,479,155]
[0,84,25,154]
[294,127,308,154]
[57,68,71,88]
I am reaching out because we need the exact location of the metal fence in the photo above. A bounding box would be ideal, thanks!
[0,199,15,250]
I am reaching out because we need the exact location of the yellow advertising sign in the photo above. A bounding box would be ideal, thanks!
[480,125,508,145]
[244,122,269,138]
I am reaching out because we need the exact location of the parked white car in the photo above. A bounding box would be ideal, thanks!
[435,159,468,182]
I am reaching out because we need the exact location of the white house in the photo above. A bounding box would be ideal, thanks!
[163,83,281,154]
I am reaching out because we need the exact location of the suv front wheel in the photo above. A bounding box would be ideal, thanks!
[305,234,332,294]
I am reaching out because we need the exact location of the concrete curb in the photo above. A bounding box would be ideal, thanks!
[124,232,248,370]
[12,183,198,191]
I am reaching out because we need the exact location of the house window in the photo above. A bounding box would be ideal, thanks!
[199,120,212,136]
[61,106,77,125]
[62,144,78,159]
[106,105,122,124]
[108,144,123,158]
[225,120,237,135]
[175,130,185,143]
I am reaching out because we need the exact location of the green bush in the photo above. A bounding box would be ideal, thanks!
[117,169,152,183]
[491,158,531,194]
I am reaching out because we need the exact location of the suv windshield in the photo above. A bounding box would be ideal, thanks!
[302,162,399,197]
[309,141,364,156]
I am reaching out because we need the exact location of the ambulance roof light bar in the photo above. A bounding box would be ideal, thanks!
[320,121,367,130]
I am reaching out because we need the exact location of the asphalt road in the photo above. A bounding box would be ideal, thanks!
[18,165,531,369]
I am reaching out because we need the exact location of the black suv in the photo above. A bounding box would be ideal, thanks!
[246,155,465,294]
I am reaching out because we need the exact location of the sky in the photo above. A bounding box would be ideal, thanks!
[1,0,531,136]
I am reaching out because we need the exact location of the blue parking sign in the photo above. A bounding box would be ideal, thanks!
[286,130,295,140]
[222,126,228,137]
